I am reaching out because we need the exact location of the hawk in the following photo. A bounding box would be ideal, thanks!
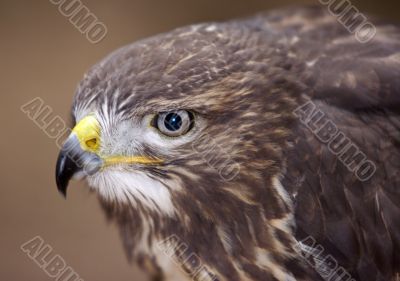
[55,6,400,281]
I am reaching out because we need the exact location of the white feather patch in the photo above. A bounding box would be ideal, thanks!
[87,169,176,216]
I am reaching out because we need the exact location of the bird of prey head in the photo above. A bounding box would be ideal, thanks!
[56,6,400,281]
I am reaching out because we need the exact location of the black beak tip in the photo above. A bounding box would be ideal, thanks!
[58,188,67,198]
[55,151,73,199]
[56,180,68,198]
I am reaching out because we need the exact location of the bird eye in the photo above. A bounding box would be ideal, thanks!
[153,110,194,137]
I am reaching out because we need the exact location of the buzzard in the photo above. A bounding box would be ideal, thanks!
[55,6,400,281]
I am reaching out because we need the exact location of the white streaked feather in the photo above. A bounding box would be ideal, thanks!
[88,169,176,216]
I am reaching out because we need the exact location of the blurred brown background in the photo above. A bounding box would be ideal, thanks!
[0,0,398,280]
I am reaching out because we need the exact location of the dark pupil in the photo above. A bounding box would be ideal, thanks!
[164,113,182,131]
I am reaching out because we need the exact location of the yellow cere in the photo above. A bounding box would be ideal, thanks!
[72,115,163,166]
[72,114,101,153]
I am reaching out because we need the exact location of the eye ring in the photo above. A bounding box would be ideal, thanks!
[152,110,194,137]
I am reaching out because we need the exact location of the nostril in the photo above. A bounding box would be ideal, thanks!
[85,138,98,149]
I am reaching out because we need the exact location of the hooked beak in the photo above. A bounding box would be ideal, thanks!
[55,115,102,197]
[55,134,102,197]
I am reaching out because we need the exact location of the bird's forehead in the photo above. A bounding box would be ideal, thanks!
[72,23,260,118]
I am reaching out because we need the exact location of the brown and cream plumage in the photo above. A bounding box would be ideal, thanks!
[55,6,400,281]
